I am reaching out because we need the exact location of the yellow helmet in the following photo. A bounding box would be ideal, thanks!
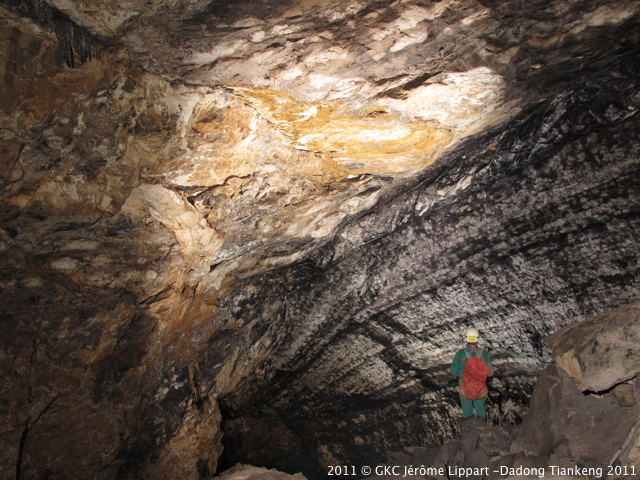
[466,327,479,343]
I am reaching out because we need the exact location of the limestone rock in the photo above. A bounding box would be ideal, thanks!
[476,426,513,458]
[512,363,640,466]
[393,297,640,479]
[217,71,640,471]
[620,421,640,471]
[545,301,640,393]
[612,384,638,408]
[213,464,308,480]
[434,440,463,467]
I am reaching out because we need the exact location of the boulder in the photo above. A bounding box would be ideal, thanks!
[434,439,463,467]
[477,426,513,458]
[213,464,307,480]
[545,301,640,393]
[462,449,492,480]
[511,363,640,466]
[612,383,638,408]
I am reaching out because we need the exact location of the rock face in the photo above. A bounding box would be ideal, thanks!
[369,302,640,480]
[511,363,639,466]
[546,300,640,393]
[1,0,640,479]
[514,301,640,468]
[215,75,640,475]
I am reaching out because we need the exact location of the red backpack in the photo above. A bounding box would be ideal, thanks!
[460,348,492,400]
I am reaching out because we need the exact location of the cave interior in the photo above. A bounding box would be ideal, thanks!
[0,0,639,478]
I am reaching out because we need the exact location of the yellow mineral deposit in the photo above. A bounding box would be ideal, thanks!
[175,86,454,187]
[230,86,453,176]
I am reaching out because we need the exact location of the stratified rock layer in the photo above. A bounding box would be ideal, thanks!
[364,301,640,480]
[214,60,640,474]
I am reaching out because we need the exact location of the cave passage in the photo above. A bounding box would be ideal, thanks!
[0,0,639,478]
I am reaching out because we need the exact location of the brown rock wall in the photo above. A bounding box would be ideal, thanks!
[0,14,103,125]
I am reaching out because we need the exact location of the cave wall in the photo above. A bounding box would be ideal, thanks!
[0,14,225,480]
[0,0,640,479]
[213,58,640,473]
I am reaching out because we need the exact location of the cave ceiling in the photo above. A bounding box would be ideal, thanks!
[1,0,640,478]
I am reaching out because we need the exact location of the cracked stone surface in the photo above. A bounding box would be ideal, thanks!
[0,0,640,479]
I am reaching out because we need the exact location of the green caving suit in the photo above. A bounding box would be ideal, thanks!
[450,346,494,417]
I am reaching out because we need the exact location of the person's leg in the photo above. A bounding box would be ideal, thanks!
[460,395,474,417]
[473,398,486,417]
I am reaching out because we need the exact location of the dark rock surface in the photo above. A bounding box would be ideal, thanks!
[512,362,639,465]
[214,57,640,474]
[514,301,640,468]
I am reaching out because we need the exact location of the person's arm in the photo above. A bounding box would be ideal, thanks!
[451,351,463,376]
[483,349,494,376]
